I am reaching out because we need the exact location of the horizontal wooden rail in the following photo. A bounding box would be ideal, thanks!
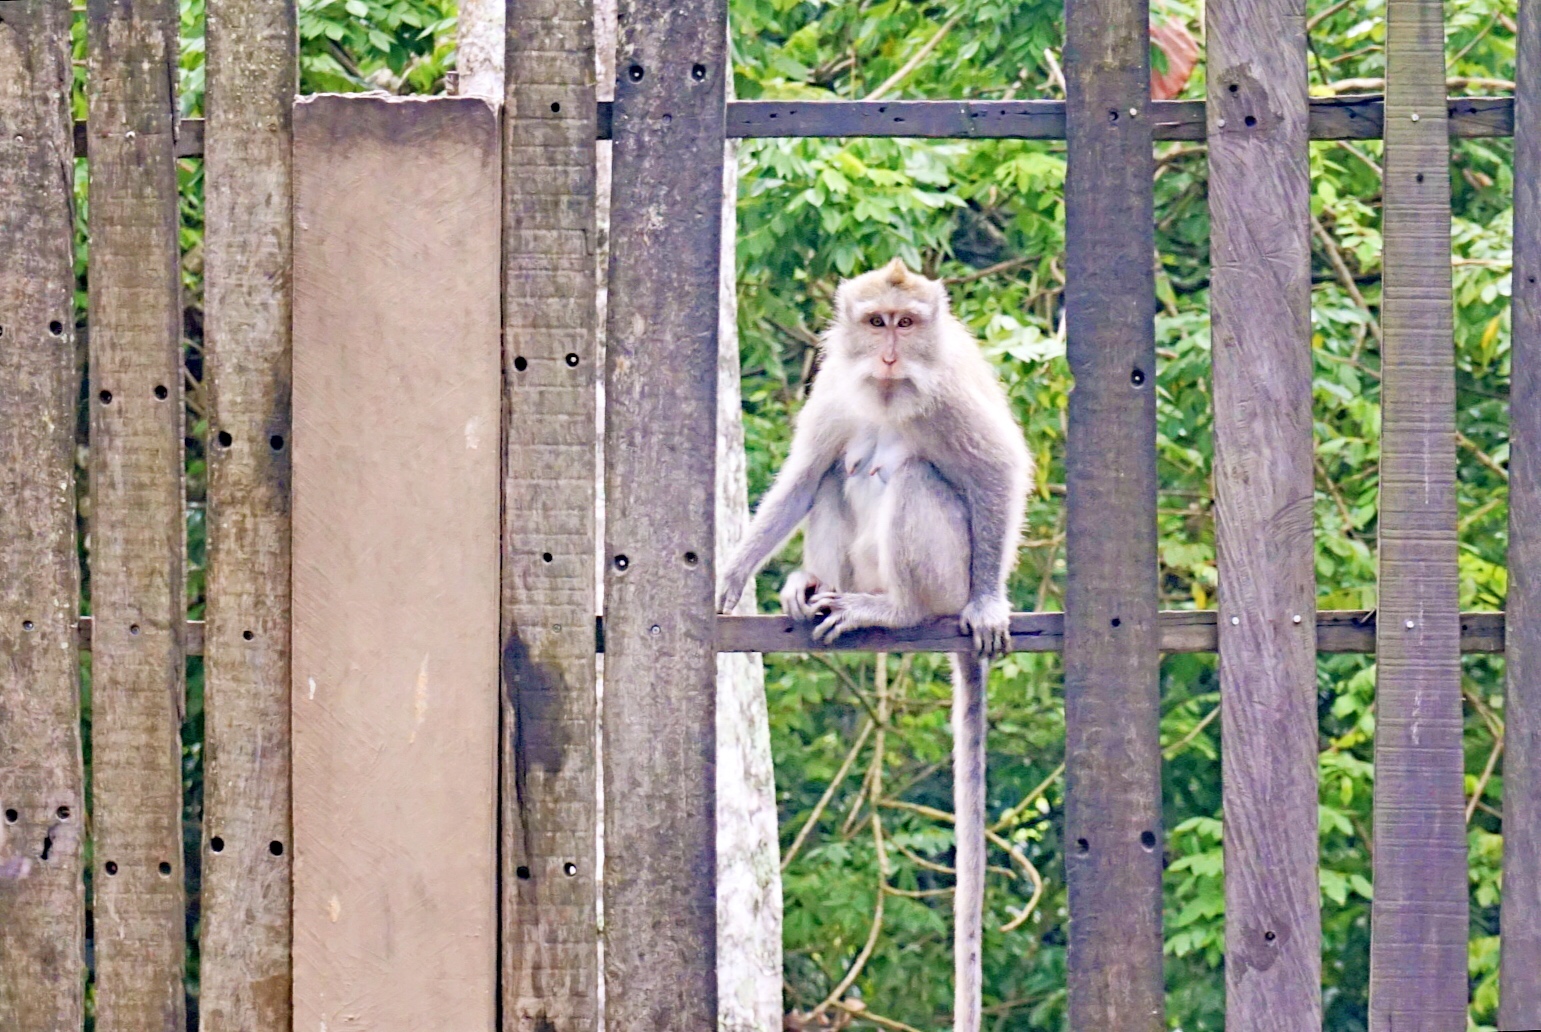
[76,610,1505,654]
[72,95,1514,158]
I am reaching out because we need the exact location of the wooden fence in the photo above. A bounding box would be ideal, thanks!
[0,0,1537,1028]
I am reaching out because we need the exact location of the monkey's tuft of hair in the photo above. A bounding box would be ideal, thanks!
[884,256,910,285]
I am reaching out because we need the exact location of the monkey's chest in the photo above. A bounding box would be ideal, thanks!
[842,432,913,591]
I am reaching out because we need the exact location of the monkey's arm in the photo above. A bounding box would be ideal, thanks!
[957,460,1029,655]
[717,418,842,614]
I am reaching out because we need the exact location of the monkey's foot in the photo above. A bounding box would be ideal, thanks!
[779,570,823,623]
[808,591,908,645]
[959,596,1012,657]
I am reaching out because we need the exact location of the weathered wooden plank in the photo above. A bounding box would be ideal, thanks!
[500,0,600,1027]
[1370,0,1469,1026]
[0,4,87,1028]
[1501,0,1541,1021]
[84,0,189,1028]
[603,0,727,1023]
[199,2,295,1029]
[1060,0,1164,1026]
[290,94,502,1032]
[1206,0,1321,1026]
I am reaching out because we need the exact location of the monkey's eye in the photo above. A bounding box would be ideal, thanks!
[897,316,913,328]
[868,315,885,328]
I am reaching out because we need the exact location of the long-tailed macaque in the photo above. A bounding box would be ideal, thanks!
[717,258,1031,1032]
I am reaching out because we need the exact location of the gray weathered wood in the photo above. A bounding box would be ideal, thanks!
[1206,0,1321,1026]
[500,0,601,1026]
[0,4,87,1028]
[1060,0,1165,1026]
[291,94,502,1032]
[84,1,189,1028]
[1370,0,1469,1026]
[1502,0,1541,1021]
[603,0,728,1022]
[199,2,296,1029]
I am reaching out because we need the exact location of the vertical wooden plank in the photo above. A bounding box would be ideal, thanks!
[1060,0,1164,1027]
[84,0,189,1028]
[1206,0,1322,1028]
[602,0,727,1023]
[1370,0,1468,1026]
[200,1,295,1029]
[290,94,502,1032]
[1502,0,1541,1022]
[0,3,87,1028]
[500,0,601,1027]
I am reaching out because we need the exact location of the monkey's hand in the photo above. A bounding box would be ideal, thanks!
[959,596,1012,657]
[717,572,748,615]
[779,570,822,623]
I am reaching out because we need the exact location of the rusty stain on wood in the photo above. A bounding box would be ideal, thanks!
[84,0,190,1027]
[0,3,87,1028]
[500,0,601,1025]
[197,1,296,1029]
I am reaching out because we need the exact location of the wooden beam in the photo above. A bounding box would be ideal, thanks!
[499,0,601,1025]
[1060,0,1165,1024]
[0,4,87,1028]
[290,94,502,1032]
[1370,0,1469,1024]
[198,1,296,1029]
[84,0,189,1027]
[1501,0,1541,1020]
[603,0,728,1023]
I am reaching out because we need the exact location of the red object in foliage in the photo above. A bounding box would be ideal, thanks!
[1150,18,1200,100]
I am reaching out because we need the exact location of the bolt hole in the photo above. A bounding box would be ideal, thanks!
[98,389,112,405]
[217,430,233,448]
[1264,929,1277,942]
[210,836,225,853]
[542,552,554,563]
[3,809,17,824]
[269,434,285,451]
[550,101,561,112]
[49,320,63,336]
[105,861,119,875]
[684,551,699,565]
[129,624,140,636]
[565,353,580,367]
[269,840,284,856]
[153,384,168,400]
[22,620,34,631]
[1228,83,1239,93]
[158,861,172,876]
[56,806,70,821]
[1076,838,1090,855]
[516,865,531,880]
[1140,830,1157,850]
[514,356,528,372]
[1244,115,1257,127]
[564,862,578,876]
[1110,617,1121,628]
[693,64,707,80]
[242,630,254,641]
[628,64,644,82]
[1130,367,1146,387]
[1530,276,1537,285]
[1416,172,1425,183]
[613,554,629,571]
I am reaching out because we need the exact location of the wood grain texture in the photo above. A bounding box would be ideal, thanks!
[500,0,601,1026]
[290,95,502,1032]
[84,1,189,1028]
[1501,0,1541,1022]
[0,4,87,1028]
[1370,0,1469,1026]
[1060,0,1165,1026]
[1206,0,1322,1026]
[602,0,728,1022]
[198,2,296,1029]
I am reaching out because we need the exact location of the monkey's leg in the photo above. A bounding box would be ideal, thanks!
[951,652,987,1032]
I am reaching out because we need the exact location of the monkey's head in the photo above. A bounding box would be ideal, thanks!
[830,259,949,395]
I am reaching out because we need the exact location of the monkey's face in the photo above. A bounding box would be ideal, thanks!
[845,299,939,384]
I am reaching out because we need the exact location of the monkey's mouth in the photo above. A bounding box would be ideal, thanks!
[868,375,916,404]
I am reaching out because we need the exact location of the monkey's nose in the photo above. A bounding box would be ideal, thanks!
[881,352,898,366]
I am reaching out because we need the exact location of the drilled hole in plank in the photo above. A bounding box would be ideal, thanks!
[1140,830,1157,850]
[564,862,578,876]
[217,430,233,448]
[551,102,561,112]
[105,861,119,875]
[98,389,112,405]
[269,840,284,856]
[129,624,140,636]
[692,64,707,80]
[1244,115,1257,127]
[242,630,254,641]
[48,320,63,335]
[3,809,16,824]
[1076,838,1090,855]
[514,356,528,372]
[613,554,629,571]
[153,384,168,400]
[158,861,172,876]
[270,434,285,451]
[56,806,70,821]
[516,865,531,880]
[1110,617,1121,628]
[542,552,553,563]
[684,551,699,566]
[566,352,580,367]
[22,620,34,631]
[628,65,644,82]
[210,836,225,853]
[1264,930,1277,942]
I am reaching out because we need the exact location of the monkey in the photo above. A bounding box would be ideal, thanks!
[717,258,1031,1032]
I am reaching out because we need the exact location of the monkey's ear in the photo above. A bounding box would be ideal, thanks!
[884,257,911,285]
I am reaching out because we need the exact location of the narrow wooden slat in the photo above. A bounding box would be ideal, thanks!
[84,0,189,1028]
[291,95,502,1031]
[500,0,600,1025]
[603,0,728,1023]
[198,1,295,1028]
[1060,0,1164,1025]
[1206,0,1321,1026]
[1501,0,1541,1020]
[1370,0,1469,1025]
[0,4,87,1028]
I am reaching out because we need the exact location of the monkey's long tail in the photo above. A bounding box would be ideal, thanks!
[950,652,987,1032]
